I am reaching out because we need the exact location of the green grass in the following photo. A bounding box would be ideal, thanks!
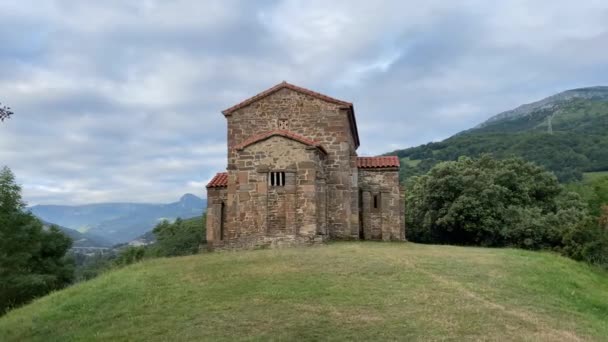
[1,243,607,341]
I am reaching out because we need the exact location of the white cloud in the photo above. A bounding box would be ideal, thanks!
[1,0,607,204]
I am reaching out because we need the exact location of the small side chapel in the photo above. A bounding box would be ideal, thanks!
[205,82,404,249]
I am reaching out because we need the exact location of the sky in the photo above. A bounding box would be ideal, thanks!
[1,0,607,205]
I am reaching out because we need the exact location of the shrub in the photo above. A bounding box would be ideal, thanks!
[405,156,586,248]
[114,246,146,266]
[152,216,206,257]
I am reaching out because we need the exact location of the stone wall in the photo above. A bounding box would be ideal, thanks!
[225,88,358,239]
[358,169,403,241]
[208,135,326,249]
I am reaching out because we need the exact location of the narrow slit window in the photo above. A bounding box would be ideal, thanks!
[373,195,379,209]
[269,172,286,186]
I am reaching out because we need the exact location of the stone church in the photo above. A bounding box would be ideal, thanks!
[205,82,403,249]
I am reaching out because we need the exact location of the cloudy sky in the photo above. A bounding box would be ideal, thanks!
[1,0,607,205]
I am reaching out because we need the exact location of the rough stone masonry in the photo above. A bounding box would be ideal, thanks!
[205,82,404,250]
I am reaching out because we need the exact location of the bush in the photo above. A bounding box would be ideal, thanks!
[152,216,206,257]
[406,156,608,269]
[114,246,147,266]
[406,156,574,247]
[561,218,608,268]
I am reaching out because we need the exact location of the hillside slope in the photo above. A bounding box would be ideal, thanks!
[30,194,206,245]
[391,87,608,182]
[1,243,607,341]
[39,219,112,248]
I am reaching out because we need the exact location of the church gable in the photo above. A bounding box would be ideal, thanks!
[222,81,352,116]
[223,82,360,150]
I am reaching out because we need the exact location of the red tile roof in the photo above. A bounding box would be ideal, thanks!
[206,172,228,188]
[357,156,400,169]
[234,129,327,154]
[222,81,352,115]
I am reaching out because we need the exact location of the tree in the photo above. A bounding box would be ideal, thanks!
[152,216,206,257]
[114,246,146,266]
[0,166,74,314]
[0,103,13,122]
[405,156,587,248]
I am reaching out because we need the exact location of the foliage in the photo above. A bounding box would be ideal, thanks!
[560,218,608,267]
[1,243,608,341]
[406,156,568,245]
[406,156,608,269]
[567,173,608,217]
[71,251,115,282]
[0,103,12,122]
[151,216,206,257]
[391,99,608,183]
[0,167,74,314]
[114,246,146,266]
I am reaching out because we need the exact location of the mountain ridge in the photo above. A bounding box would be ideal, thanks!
[389,86,608,182]
[30,194,206,245]
[477,86,608,128]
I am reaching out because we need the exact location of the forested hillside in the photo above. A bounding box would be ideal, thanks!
[390,87,608,182]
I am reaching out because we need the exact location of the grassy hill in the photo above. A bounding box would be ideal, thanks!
[1,243,607,341]
[391,87,608,183]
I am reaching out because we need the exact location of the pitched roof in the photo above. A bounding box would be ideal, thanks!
[206,172,228,188]
[357,156,400,169]
[222,81,352,115]
[222,81,360,149]
[234,129,327,154]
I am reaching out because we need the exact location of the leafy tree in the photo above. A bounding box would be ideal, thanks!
[405,156,586,247]
[0,103,13,122]
[561,217,608,268]
[0,167,74,314]
[567,175,608,217]
[114,246,146,266]
[152,216,206,257]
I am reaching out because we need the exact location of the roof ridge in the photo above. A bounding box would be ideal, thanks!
[222,81,352,115]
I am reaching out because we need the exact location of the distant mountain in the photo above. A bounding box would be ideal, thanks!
[31,194,206,245]
[477,86,608,128]
[39,219,112,248]
[389,86,608,182]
